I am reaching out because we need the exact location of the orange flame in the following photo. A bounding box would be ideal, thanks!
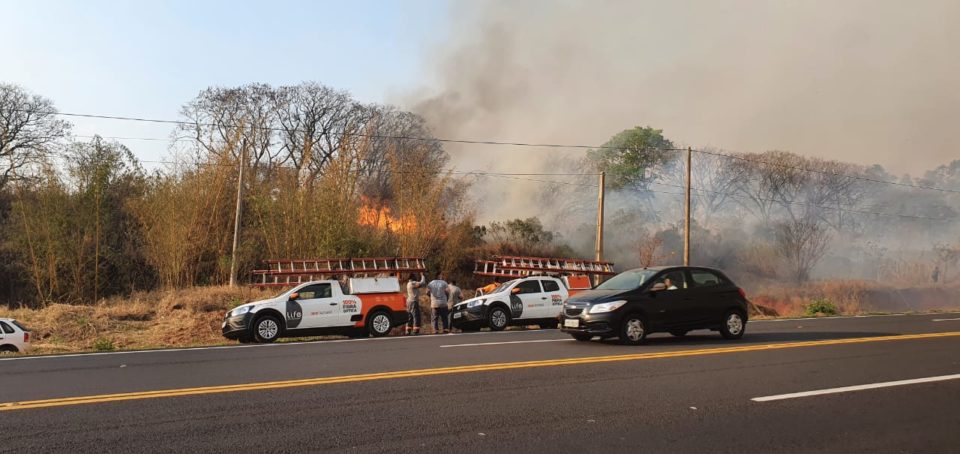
[358,197,417,233]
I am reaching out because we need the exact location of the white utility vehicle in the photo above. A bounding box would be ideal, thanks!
[0,318,31,354]
[450,276,570,331]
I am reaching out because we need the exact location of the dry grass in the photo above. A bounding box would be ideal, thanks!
[749,280,960,317]
[5,281,959,355]
[6,286,273,354]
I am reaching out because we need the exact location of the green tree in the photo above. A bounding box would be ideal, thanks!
[587,126,674,190]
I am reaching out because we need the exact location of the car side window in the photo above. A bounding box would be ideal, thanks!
[541,280,560,292]
[0,322,13,334]
[653,271,688,290]
[298,284,332,299]
[691,270,723,288]
[515,280,542,294]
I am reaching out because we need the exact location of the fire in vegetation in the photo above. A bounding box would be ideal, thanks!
[358,196,417,234]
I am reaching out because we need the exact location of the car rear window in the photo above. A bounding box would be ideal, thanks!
[0,321,13,334]
[10,320,28,331]
[541,280,560,292]
[691,270,724,288]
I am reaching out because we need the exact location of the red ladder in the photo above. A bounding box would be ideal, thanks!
[252,257,427,287]
[473,255,615,279]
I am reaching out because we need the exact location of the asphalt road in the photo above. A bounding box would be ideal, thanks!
[2,313,959,453]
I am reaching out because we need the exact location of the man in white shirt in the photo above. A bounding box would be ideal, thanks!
[427,273,451,334]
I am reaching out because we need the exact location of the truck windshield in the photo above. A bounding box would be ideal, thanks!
[491,279,518,294]
[595,270,659,291]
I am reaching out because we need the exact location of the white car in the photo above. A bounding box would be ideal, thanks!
[0,318,31,354]
[450,276,570,331]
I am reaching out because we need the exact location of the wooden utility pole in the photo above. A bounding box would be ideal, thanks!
[228,145,245,287]
[595,171,606,285]
[684,147,692,266]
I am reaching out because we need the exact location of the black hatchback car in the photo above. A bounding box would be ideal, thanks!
[560,266,749,345]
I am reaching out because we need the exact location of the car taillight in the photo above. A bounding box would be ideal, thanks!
[24,332,30,343]
[737,288,747,300]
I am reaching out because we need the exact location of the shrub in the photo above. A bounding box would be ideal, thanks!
[93,338,115,352]
[805,298,838,316]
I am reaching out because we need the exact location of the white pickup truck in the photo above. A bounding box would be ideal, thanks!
[450,276,570,331]
[222,277,409,343]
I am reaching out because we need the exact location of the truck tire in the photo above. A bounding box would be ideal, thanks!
[252,315,282,343]
[487,306,510,331]
[366,311,393,337]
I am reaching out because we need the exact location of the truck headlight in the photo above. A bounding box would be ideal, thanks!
[467,299,485,308]
[231,306,252,317]
[588,300,627,314]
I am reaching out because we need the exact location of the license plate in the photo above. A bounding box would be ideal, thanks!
[453,312,462,319]
[564,318,580,328]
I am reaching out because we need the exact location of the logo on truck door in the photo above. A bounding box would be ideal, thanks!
[286,300,303,328]
[342,300,358,313]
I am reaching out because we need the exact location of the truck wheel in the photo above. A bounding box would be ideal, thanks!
[366,311,393,337]
[488,306,510,331]
[252,315,282,343]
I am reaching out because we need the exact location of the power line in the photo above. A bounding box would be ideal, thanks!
[136,159,599,187]
[55,111,685,153]
[41,109,960,195]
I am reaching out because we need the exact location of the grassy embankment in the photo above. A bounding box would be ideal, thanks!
[3,280,959,355]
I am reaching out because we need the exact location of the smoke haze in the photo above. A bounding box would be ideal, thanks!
[411,0,960,223]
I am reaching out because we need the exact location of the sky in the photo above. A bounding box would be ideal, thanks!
[5,0,960,180]
[4,0,450,169]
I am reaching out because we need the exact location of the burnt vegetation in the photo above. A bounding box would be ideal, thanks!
[1,85,959,314]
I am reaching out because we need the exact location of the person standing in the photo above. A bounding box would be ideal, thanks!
[427,272,451,334]
[447,279,463,331]
[406,273,425,335]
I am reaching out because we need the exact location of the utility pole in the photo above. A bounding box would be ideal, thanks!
[228,145,245,287]
[684,147,692,266]
[595,171,606,285]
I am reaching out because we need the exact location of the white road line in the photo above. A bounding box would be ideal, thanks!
[933,318,960,322]
[440,339,574,348]
[753,313,909,323]
[0,329,559,362]
[752,373,960,402]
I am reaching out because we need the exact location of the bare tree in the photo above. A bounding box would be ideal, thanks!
[273,83,357,187]
[0,84,70,189]
[775,216,831,283]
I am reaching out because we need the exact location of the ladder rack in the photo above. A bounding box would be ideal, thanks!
[252,257,427,287]
[473,255,615,279]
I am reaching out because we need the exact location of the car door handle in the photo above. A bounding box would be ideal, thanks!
[540,297,547,300]
[329,303,337,306]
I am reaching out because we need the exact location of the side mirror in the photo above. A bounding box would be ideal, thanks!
[511,288,521,294]
[289,292,300,301]
[649,283,667,293]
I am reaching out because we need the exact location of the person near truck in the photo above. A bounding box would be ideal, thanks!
[427,273,451,334]
[406,273,426,335]
[447,279,463,331]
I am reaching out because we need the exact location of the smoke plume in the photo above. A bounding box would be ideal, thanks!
[411,0,960,224]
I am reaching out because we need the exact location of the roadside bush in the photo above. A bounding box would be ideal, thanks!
[93,338,116,351]
[804,298,838,317]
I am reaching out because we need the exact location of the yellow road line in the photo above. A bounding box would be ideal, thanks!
[3,331,958,412]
